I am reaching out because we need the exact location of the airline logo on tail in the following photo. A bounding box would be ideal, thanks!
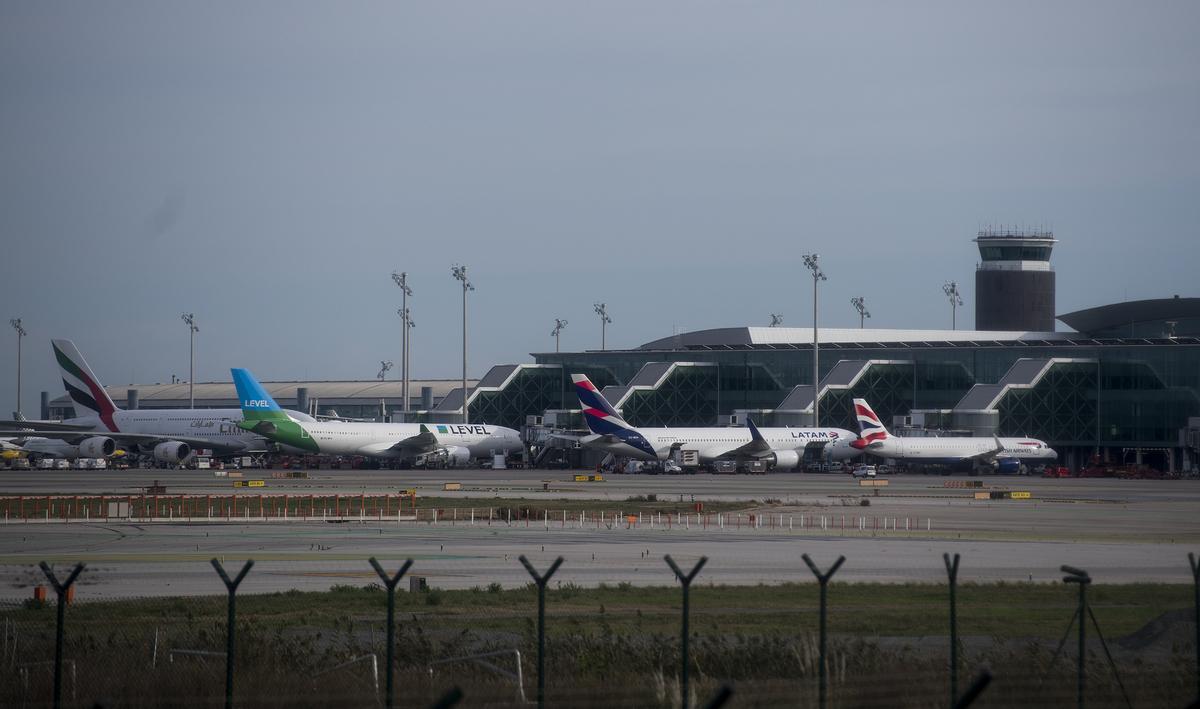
[851,398,889,449]
[231,368,287,421]
[571,374,657,458]
[52,339,119,432]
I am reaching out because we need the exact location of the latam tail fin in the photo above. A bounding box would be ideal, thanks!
[571,374,628,434]
[51,339,120,431]
[852,398,889,443]
[231,368,288,422]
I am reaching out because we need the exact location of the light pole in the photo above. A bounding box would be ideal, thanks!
[10,318,26,417]
[851,297,871,328]
[397,307,414,418]
[803,254,826,427]
[451,265,474,423]
[391,272,413,418]
[769,314,783,327]
[377,361,393,381]
[551,318,568,353]
[942,281,963,330]
[593,303,612,351]
[181,313,198,408]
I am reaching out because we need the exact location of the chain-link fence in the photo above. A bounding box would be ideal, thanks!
[1,552,1196,708]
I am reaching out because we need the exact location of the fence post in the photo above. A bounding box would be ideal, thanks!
[944,552,961,707]
[38,561,84,709]
[519,554,563,709]
[212,558,254,709]
[665,555,708,709]
[952,670,992,709]
[369,557,413,709]
[802,553,845,709]
[1062,565,1091,709]
[1190,553,1199,704]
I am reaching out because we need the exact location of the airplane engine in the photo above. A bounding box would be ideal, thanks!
[993,457,1021,475]
[768,449,802,470]
[78,436,116,458]
[153,441,191,464]
[444,446,472,467]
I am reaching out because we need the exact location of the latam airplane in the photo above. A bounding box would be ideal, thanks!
[233,367,522,464]
[0,339,315,462]
[850,398,1057,471]
[571,374,859,469]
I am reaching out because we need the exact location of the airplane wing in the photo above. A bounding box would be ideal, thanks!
[0,429,250,453]
[0,419,95,432]
[386,424,440,453]
[721,418,775,458]
[962,435,1006,461]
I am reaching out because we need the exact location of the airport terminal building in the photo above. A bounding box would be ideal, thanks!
[530,297,1200,471]
[42,297,1200,472]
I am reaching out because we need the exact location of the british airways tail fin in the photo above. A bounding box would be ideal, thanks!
[852,398,890,443]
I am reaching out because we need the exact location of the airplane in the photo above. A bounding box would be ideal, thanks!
[0,339,317,463]
[849,398,1057,472]
[571,374,860,469]
[232,367,523,464]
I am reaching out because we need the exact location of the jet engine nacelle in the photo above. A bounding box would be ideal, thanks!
[993,457,1021,475]
[153,441,191,464]
[444,446,472,467]
[78,436,116,458]
[768,449,802,470]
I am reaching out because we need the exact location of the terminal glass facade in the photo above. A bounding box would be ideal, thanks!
[536,341,1200,449]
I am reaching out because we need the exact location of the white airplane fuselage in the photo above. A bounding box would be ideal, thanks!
[59,409,275,454]
[286,420,523,459]
[588,426,860,463]
[863,436,1057,464]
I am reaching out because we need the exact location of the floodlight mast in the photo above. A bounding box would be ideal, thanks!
[851,297,871,329]
[10,318,27,417]
[181,313,198,408]
[451,265,474,423]
[551,318,568,353]
[802,254,827,427]
[769,314,783,327]
[593,303,612,351]
[942,282,964,330]
[391,272,413,418]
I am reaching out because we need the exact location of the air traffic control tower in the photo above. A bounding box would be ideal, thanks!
[974,228,1057,331]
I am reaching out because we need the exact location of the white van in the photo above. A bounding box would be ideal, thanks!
[851,464,877,478]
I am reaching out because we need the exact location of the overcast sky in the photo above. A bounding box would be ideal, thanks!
[2,1,1197,413]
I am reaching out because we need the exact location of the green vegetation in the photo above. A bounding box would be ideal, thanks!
[2,582,1192,707]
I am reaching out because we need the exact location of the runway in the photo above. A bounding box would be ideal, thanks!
[2,470,1197,598]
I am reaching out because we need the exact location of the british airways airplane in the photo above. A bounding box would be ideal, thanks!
[850,398,1056,471]
[572,374,859,470]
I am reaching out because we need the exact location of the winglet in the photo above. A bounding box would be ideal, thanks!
[746,416,766,443]
[231,368,287,421]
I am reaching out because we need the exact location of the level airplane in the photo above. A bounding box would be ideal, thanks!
[0,339,316,462]
[571,374,859,469]
[850,398,1057,471]
[232,368,522,464]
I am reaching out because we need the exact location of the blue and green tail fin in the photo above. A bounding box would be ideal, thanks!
[231,368,288,421]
